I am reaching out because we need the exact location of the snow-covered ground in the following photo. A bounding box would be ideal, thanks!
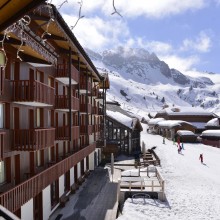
[117,124,220,220]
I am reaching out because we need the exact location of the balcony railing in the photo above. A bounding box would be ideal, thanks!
[92,106,98,115]
[55,126,80,140]
[13,128,55,151]
[56,64,79,84]
[0,130,11,156]
[0,142,96,213]
[0,131,6,160]
[55,95,79,111]
[97,91,104,99]
[80,76,91,93]
[90,88,98,97]
[12,80,54,106]
[98,108,104,115]
[80,103,92,114]
[80,125,93,135]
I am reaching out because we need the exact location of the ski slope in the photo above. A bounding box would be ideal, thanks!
[117,124,220,220]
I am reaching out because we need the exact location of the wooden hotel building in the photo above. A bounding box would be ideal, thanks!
[0,1,109,219]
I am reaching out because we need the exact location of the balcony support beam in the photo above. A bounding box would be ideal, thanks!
[68,47,72,141]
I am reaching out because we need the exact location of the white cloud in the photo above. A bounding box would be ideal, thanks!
[62,14,129,51]
[180,31,212,53]
[52,0,207,19]
[144,41,173,54]
[159,55,200,72]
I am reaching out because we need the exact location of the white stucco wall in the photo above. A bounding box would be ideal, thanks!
[77,162,81,178]
[59,175,65,197]
[43,185,51,220]
[21,198,33,220]
[89,152,94,170]
[70,167,75,186]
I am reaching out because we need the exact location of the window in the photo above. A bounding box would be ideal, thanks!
[0,161,6,184]
[0,104,4,128]
[36,150,41,167]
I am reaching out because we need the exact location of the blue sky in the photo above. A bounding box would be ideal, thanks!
[51,0,220,74]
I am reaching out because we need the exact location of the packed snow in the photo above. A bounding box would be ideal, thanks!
[201,130,220,137]
[176,130,195,136]
[117,124,220,220]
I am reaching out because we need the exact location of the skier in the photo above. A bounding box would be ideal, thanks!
[163,136,165,144]
[177,137,180,148]
[199,153,203,163]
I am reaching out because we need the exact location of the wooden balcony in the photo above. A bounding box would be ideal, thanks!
[0,131,6,160]
[92,106,98,115]
[80,103,92,114]
[92,125,100,133]
[97,91,104,100]
[56,64,79,85]
[12,80,54,106]
[80,76,91,93]
[13,128,55,151]
[80,125,93,135]
[55,126,80,140]
[55,95,79,111]
[90,88,98,97]
[0,142,96,213]
[0,79,12,102]
[98,108,104,115]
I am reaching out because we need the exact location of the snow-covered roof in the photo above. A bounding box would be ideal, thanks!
[157,120,192,128]
[148,118,164,125]
[201,130,220,137]
[107,110,133,128]
[157,106,214,116]
[206,118,219,127]
[177,130,196,136]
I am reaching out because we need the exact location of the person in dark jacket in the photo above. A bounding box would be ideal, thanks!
[199,153,203,163]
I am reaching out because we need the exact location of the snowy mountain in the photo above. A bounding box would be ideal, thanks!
[86,47,220,118]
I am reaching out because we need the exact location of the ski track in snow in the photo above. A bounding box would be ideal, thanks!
[117,124,220,220]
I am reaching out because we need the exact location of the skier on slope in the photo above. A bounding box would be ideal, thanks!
[199,153,203,163]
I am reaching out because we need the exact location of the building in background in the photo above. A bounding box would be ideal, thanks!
[105,101,143,155]
[0,2,109,219]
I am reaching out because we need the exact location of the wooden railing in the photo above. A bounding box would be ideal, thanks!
[80,125,93,134]
[92,106,98,114]
[121,167,165,193]
[98,108,104,115]
[13,128,55,151]
[55,95,79,111]
[0,131,6,160]
[56,64,79,83]
[80,76,92,92]
[91,88,98,97]
[12,80,54,105]
[0,142,96,212]
[55,126,80,140]
[80,103,92,114]
[97,91,104,99]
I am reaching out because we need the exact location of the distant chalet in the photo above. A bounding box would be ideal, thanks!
[105,101,143,155]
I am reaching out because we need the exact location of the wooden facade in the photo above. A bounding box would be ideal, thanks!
[0,2,109,219]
